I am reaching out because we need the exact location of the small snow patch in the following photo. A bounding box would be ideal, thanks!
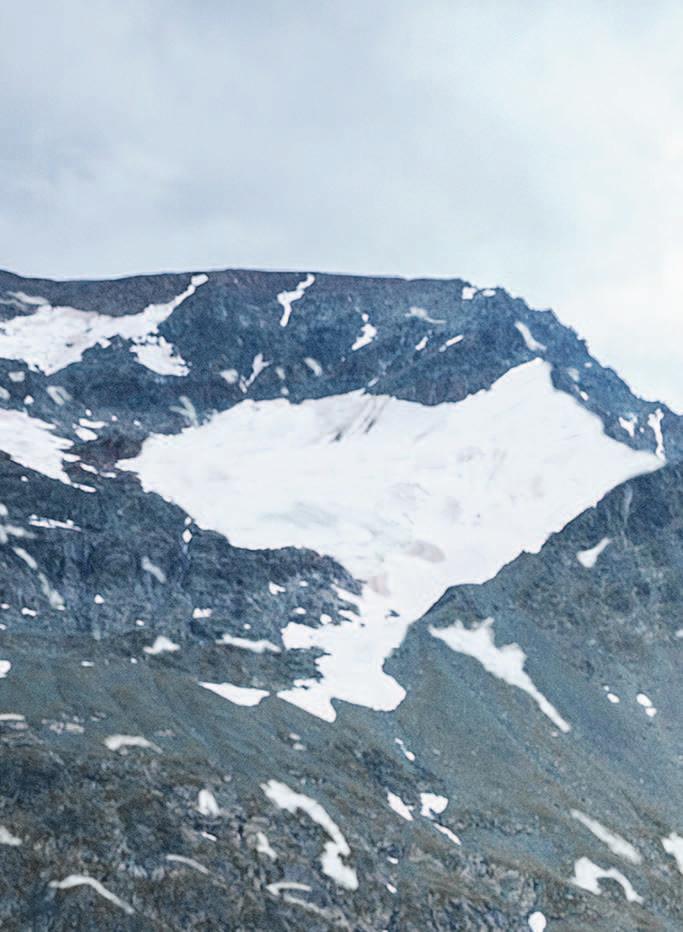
[570,857,642,903]
[387,791,413,821]
[255,831,277,860]
[267,881,311,896]
[197,788,220,817]
[420,793,448,818]
[239,353,270,393]
[216,633,280,654]
[262,779,358,890]
[352,314,377,351]
[406,306,445,324]
[515,321,546,353]
[662,833,683,875]
[29,516,80,531]
[636,692,657,717]
[648,408,665,460]
[49,875,134,915]
[576,537,611,569]
[0,409,72,484]
[619,415,637,438]
[166,854,209,875]
[570,810,641,864]
[143,636,179,656]
[431,618,570,732]
[47,385,71,406]
[304,357,323,376]
[0,826,21,846]
[528,911,546,932]
[104,734,160,753]
[278,274,315,327]
[438,334,463,352]
[141,556,166,583]
[434,823,461,845]
[395,737,415,762]
[199,682,269,706]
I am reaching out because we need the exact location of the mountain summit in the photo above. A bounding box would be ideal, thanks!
[0,268,680,930]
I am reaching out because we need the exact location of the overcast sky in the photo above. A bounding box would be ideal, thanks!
[1,1,681,409]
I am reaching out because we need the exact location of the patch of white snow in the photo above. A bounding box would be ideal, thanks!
[420,793,448,818]
[570,857,642,903]
[104,734,160,753]
[143,636,179,656]
[215,633,280,653]
[387,792,414,821]
[48,875,134,915]
[351,314,377,351]
[662,833,683,875]
[648,408,665,460]
[570,810,641,864]
[434,823,461,845]
[0,275,207,376]
[515,321,546,353]
[430,618,571,732]
[199,682,269,706]
[141,556,166,583]
[255,831,277,860]
[619,415,637,438]
[197,788,220,817]
[0,826,21,846]
[576,537,611,568]
[262,779,358,890]
[278,274,315,327]
[528,911,547,932]
[0,409,72,483]
[304,357,323,376]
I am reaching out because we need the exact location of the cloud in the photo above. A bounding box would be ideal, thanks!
[0,1,681,409]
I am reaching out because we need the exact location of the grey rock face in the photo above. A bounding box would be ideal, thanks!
[0,267,680,930]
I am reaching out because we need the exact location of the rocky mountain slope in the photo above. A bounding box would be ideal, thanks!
[0,267,680,930]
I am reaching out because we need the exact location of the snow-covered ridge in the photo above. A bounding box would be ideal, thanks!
[125,359,660,723]
[0,274,208,376]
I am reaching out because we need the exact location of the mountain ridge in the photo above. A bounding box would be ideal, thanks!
[0,267,680,930]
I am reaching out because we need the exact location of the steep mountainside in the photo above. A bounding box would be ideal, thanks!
[0,268,680,930]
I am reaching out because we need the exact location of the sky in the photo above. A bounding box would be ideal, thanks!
[1,1,681,410]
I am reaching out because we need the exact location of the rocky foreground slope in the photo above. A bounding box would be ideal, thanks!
[0,267,680,930]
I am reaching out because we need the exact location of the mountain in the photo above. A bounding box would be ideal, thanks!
[0,267,680,930]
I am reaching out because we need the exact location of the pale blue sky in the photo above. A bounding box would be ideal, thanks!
[1,1,681,409]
